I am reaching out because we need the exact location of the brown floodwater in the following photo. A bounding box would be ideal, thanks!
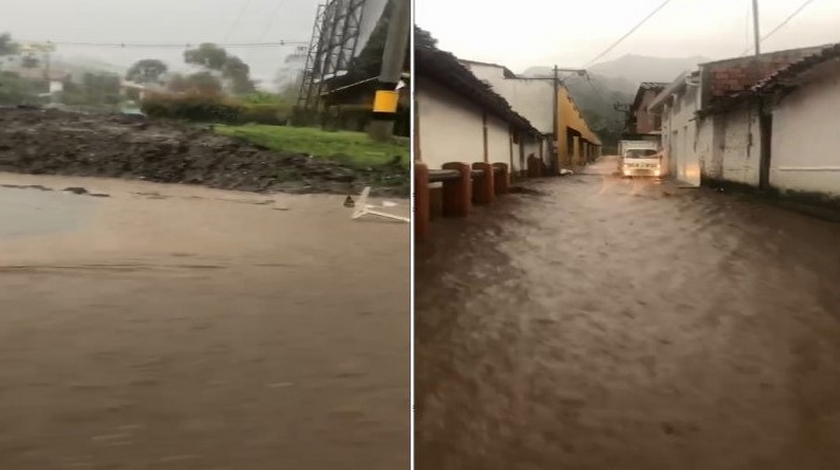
[416,157,840,470]
[0,173,410,469]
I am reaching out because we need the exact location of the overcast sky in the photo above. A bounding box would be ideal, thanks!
[0,0,323,87]
[416,0,840,73]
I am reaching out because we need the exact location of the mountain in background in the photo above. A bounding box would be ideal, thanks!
[521,54,710,149]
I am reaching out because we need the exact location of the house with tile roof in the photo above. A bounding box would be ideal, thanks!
[414,45,545,176]
[625,82,668,137]
[648,44,836,190]
[723,42,840,200]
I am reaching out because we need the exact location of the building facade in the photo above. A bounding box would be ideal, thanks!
[650,44,840,203]
[414,46,543,175]
[459,59,601,172]
[625,82,667,136]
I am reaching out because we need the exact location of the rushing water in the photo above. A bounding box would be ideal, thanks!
[0,173,410,470]
[416,158,840,470]
[0,186,98,238]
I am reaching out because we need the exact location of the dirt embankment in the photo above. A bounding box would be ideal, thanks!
[0,108,407,197]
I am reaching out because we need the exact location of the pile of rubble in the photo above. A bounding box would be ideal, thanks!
[0,108,407,197]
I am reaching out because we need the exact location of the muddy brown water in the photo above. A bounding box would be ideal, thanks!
[0,173,409,469]
[416,157,840,470]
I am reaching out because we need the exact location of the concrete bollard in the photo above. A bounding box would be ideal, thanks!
[492,162,510,195]
[414,162,430,239]
[471,162,495,205]
[441,162,471,217]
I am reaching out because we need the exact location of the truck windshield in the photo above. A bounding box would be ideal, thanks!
[624,149,659,159]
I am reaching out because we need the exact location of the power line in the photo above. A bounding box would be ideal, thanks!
[241,0,289,64]
[257,0,289,42]
[762,0,818,41]
[223,0,255,42]
[17,40,307,49]
[739,0,819,56]
[584,0,676,68]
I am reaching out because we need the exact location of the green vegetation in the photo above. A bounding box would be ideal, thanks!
[141,91,292,126]
[216,124,409,167]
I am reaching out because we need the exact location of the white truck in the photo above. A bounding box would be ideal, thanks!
[619,140,664,178]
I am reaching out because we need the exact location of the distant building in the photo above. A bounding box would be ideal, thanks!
[460,59,601,170]
[625,82,667,137]
[120,80,147,100]
[648,70,701,184]
[414,45,544,176]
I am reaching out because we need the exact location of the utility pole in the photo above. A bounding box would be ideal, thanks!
[752,0,771,190]
[529,66,586,173]
[368,0,410,142]
[752,0,761,58]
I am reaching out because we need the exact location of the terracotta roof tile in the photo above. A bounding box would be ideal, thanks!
[752,42,840,92]
[705,46,828,104]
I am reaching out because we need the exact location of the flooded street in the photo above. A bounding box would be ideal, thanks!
[0,173,409,469]
[416,157,840,470]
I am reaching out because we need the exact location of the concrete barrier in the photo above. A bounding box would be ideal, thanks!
[414,161,514,240]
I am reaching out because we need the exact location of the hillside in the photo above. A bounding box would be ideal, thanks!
[521,54,710,149]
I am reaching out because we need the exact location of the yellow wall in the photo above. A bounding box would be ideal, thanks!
[555,86,601,166]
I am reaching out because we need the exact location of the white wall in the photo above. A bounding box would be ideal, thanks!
[659,83,702,185]
[464,63,553,134]
[719,105,761,186]
[770,63,840,197]
[416,76,485,169]
[486,113,512,167]
[695,115,715,179]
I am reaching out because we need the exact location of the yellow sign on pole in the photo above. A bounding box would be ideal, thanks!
[373,90,399,114]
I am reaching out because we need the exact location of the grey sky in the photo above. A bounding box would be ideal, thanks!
[416,0,840,73]
[0,0,322,88]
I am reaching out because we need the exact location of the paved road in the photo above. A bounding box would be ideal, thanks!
[416,157,840,470]
[0,173,409,470]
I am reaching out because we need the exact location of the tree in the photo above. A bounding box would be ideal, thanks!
[126,59,168,84]
[167,71,222,94]
[0,33,18,57]
[222,55,255,94]
[183,43,255,96]
[415,26,438,49]
[184,43,228,70]
[0,71,42,104]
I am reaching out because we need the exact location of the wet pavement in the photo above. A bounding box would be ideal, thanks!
[0,173,409,469]
[415,156,840,470]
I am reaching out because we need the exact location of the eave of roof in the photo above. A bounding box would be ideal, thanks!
[631,82,667,110]
[458,58,517,79]
[416,46,539,134]
[648,71,691,111]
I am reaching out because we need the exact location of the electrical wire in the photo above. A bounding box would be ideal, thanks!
[223,0,255,42]
[241,0,289,64]
[761,0,818,42]
[739,0,819,56]
[584,0,676,68]
[257,0,289,43]
[16,40,307,49]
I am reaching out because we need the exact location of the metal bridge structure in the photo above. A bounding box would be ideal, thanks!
[296,0,387,112]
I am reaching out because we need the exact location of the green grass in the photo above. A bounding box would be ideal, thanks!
[215,124,410,167]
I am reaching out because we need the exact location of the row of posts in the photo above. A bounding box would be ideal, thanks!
[414,161,510,240]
